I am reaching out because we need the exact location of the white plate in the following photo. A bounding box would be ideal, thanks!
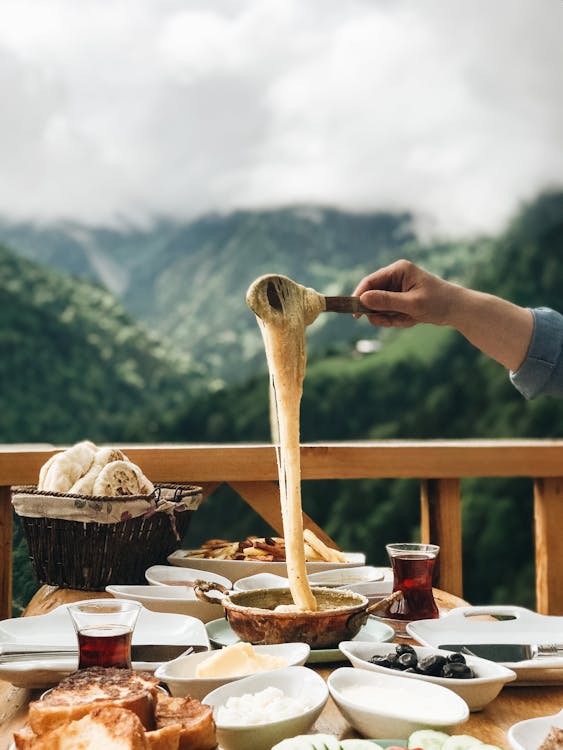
[145,564,232,589]
[407,606,563,683]
[106,585,224,623]
[233,567,392,597]
[168,550,366,582]
[0,600,209,689]
[508,708,563,750]
[205,615,394,663]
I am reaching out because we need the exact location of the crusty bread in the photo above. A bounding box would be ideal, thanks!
[15,706,149,749]
[39,441,97,493]
[16,668,216,750]
[93,460,154,497]
[28,668,159,735]
[145,724,181,750]
[155,694,216,750]
[69,447,128,494]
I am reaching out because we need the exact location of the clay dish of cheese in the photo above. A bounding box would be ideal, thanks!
[154,642,310,700]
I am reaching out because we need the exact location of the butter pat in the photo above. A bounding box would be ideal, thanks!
[195,642,287,678]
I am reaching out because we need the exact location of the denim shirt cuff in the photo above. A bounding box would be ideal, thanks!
[510,308,563,399]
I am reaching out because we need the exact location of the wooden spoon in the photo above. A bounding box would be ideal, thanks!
[247,273,375,318]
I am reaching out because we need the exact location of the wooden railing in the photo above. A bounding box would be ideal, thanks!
[1,440,563,621]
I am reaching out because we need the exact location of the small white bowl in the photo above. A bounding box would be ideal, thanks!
[203,666,328,750]
[308,566,386,588]
[328,666,469,738]
[105,584,223,624]
[233,573,289,592]
[339,641,516,712]
[145,564,232,589]
[154,642,310,700]
[508,709,563,750]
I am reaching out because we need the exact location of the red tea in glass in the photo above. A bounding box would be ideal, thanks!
[77,625,133,669]
[68,599,141,670]
[385,543,440,621]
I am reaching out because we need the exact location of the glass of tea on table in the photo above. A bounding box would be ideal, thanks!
[68,599,141,669]
[383,543,440,630]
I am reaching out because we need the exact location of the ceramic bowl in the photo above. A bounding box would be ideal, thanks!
[154,642,310,700]
[339,641,516,712]
[105,584,222,623]
[202,666,328,750]
[508,709,563,750]
[328,666,469,738]
[144,564,232,589]
[233,573,289,592]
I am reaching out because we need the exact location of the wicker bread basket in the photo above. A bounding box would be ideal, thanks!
[12,483,202,591]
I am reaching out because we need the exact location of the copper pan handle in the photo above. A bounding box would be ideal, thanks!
[193,579,230,604]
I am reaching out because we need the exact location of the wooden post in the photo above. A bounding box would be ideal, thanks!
[0,486,12,620]
[534,478,563,615]
[420,478,463,597]
[229,481,340,549]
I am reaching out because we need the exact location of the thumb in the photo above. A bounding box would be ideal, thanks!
[360,289,412,314]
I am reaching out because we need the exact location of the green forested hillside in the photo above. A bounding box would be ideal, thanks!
[0,246,202,443]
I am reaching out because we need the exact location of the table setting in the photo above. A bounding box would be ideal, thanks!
[3,435,563,750]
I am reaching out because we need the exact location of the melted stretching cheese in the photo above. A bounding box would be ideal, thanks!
[247,274,325,612]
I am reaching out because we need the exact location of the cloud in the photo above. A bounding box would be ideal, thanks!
[0,0,561,234]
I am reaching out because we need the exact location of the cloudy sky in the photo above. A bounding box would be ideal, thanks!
[0,0,562,234]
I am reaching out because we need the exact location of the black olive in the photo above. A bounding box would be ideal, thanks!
[446,652,466,664]
[369,656,394,668]
[395,644,416,656]
[418,655,447,676]
[442,662,474,679]
[385,653,400,668]
[397,652,418,670]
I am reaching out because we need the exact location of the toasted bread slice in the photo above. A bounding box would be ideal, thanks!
[29,668,159,735]
[155,694,216,750]
[145,724,182,750]
[15,706,149,749]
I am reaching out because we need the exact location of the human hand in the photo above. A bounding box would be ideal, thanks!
[352,259,458,328]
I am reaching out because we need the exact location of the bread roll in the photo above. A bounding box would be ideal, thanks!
[40,442,97,493]
[92,460,154,497]
[69,448,127,495]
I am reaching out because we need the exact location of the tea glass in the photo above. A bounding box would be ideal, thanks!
[384,542,440,626]
[68,599,141,669]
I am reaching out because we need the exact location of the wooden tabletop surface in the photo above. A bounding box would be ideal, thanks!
[1,587,562,749]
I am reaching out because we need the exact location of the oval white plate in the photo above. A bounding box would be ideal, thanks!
[167,550,366,582]
[328,666,469,738]
[339,640,516,711]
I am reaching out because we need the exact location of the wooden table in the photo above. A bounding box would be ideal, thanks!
[1,587,562,749]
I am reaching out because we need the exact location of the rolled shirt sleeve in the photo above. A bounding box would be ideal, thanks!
[510,307,563,399]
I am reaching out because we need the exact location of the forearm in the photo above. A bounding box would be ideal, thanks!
[446,286,534,372]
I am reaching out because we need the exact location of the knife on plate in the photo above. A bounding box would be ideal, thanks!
[0,644,208,663]
[438,643,563,662]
